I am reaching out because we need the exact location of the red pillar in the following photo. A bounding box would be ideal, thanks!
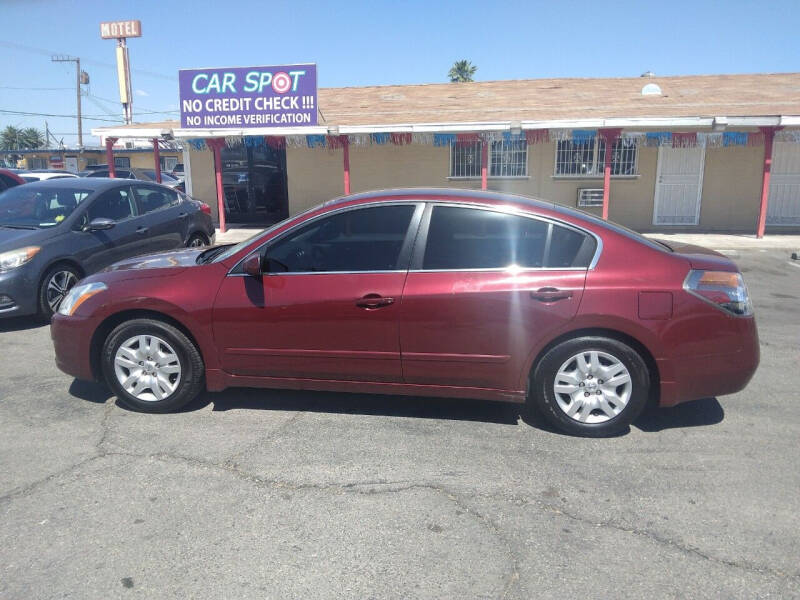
[343,138,351,195]
[206,138,227,233]
[152,138,162,183]
[480,139,488,190]
[105,137,118,178]
[756,126,779,239]
[599,128,622,220]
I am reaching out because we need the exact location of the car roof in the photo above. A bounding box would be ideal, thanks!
[13,177,132,192]
[324,187,558,212]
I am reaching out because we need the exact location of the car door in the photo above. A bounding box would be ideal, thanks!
[399,204,595,392]
[131,183,186,252]
[212,203,423,382]
[74,184,143,271]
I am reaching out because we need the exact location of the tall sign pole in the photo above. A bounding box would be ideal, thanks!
[100,20,141,125]
[51,55,83,148]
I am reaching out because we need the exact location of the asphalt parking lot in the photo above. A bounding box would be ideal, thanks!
[1,248,799,599]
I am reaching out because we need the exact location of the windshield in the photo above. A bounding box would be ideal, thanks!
[0,185,92,228]
[140,169,177,182]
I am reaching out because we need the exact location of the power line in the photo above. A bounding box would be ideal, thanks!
[0,86,73,91]
[0,108,122,123]
[0,40,177,81]
[89,93,179,115]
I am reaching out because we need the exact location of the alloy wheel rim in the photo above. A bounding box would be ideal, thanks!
[189,237,206,247]
[553,350,632,424]
[46,270,78,311]
[113,335,182,402]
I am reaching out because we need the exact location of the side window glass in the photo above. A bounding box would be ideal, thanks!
[422,207,548,270]
[265,205,416,272]
[548,224,596,268]
[87,187,135,223]
[134,186,178,214]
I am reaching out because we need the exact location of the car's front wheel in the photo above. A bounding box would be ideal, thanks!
[530,336,650,437]
[39,264,81,320]
[186,233,209,248]
[102,318,205,412]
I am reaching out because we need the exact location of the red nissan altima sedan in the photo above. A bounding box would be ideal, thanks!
[51,189,759,436]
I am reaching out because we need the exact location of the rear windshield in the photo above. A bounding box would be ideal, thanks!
[0,185,92,228]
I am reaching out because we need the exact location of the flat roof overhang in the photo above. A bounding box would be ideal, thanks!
[91,115,798,140]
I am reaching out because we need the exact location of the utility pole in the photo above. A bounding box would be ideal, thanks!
[51,55,83,149]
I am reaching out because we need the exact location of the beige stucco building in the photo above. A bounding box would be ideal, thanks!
[94,72,800,234]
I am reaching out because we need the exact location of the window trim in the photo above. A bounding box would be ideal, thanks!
[448,140,529,180]
[409,202,602,272]
[553,136,640,179]
[228,201,426,276]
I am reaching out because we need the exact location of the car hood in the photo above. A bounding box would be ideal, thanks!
[102,248,203,273]
[0,226,60,252]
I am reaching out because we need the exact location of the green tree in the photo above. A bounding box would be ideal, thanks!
[0,125,23,150]
[21,127,45,149]
[448,60,477,83]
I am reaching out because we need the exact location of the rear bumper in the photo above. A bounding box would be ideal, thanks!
[658,316,760,407]
[51,313,95,381]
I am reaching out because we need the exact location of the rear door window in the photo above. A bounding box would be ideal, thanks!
[420,206,596,270]
[133,185,179,214]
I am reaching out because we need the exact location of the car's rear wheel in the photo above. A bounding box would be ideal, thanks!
[101,318,204,413]
[186,233,208,248]
[38,264,80,320]
[530,336,650,437]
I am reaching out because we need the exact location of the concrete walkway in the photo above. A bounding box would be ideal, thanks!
[216,226,800,252]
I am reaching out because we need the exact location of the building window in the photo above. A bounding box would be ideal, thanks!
[114,156,131,168]
[450,141,528,178]
[29,157,47,169]
[554,137,638,177]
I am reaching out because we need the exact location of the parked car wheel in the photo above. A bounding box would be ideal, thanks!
[530,336,650,437]
[101,318,205,413]
[186,233,209,248]
[39,264,81,320]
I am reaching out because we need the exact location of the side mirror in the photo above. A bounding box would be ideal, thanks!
[242,253,262,278]
[83,217,115,232]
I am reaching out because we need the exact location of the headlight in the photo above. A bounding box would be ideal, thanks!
[58,282,107,316]
[0,246,40,272]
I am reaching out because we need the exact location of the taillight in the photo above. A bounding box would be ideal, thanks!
[684,270,753,316]
[199,203,211,215]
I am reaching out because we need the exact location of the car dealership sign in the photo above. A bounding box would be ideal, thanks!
[178,64,317,129]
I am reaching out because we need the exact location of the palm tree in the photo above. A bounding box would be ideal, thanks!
[21,127,45,149]
[448,60,477,83]
[0,125,24,150]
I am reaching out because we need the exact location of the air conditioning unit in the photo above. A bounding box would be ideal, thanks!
[577,188,604,207]
[125,141,134,149]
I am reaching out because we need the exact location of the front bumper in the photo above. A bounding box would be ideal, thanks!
[51,313,96,381]
[0,265,39,318]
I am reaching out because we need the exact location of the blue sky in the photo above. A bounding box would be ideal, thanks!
[1,0,798,146]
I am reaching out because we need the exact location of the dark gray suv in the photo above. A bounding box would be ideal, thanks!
[0,178,215,319]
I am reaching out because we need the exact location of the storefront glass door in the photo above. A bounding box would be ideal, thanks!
[221,142,288,225]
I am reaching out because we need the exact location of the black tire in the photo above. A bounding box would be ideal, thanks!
[186,232,209,248]
[38,263,81,321]
[101,318,205,413]
[530,336,650,437]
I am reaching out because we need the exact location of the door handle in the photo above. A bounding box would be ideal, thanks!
[530,287,573,302]
[136,226,149,235]
[356,293,395,310]
[178,212,188,218]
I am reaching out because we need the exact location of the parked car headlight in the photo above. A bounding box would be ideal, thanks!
[58,282,107,316]
[0,246,40,272]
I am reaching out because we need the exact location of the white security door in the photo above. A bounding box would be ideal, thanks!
[767,142,800,225]
[653,146,706,226]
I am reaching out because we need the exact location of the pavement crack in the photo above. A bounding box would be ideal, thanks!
[223,411,305,468]
[0,455,103,504]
